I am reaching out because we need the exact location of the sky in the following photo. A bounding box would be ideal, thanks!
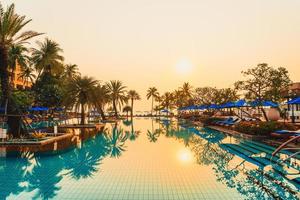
[3,0,300,112]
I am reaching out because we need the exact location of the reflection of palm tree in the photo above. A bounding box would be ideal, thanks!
[107,126,128,158]
[0,158,31,199]
[147,130,160,143]
[63,134,110,180]
[27,156,64,200]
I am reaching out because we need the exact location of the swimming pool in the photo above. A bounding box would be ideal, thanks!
[0,118,299,199]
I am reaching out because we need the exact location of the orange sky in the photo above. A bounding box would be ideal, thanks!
[3,0,300,111]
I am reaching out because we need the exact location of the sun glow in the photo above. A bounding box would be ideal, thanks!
[175,58,193,75]
[177,148,194,164]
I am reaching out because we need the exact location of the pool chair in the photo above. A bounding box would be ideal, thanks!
[270,130,300,139]
[224,118,241,126]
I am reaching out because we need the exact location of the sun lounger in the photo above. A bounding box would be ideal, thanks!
[271,130,300,138]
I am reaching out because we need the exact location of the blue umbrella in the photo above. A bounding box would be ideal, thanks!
[196,105,208,110]
[161,109,169,113]
[29,106,49,111]
[235,99,250,107]
[250,100,278,107]
[208,104,219,109]
[287,97,300,104]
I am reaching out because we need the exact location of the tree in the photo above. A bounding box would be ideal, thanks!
[32,71,63,108]
[127,90,141,118]
[8,44,29,84]
[31,38,64,77]
[63,64,80,80]
[92,84,110,120]
[235,63,291,121]
[146,87,159,116]
[18,66,36,87]
[161,92,173,114]
[63,76,98,124]
[105,80,127,118]
[179,82,193,106]
[0,3,41,137]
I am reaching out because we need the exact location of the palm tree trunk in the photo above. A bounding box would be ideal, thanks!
[113,100,118,118]
[81,103,85,125]
[0,46,25,138]
[151,97,153,116]
[99,107,106,121]
[131,98,134,119]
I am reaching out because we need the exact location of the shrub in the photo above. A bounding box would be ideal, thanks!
[234,121,297,136]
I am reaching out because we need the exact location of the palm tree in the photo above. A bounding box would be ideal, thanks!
[146,87,159,116]
[161,92,173,115]
[8,44,29,84]
[180,82,193,106]
[31,38,64,77]
[173,89,183,108]
[63,64,80,80]
[0,3,41,137]
[127,90,141,118]
[18,66,36,87]
[105,80,127,118]
[63,76,98,124]
[92,84,110,120]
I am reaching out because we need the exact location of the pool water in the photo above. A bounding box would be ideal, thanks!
[0,118,299,200]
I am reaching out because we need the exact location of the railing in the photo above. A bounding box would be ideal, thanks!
[271,135,300,175]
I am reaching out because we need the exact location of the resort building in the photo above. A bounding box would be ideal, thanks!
[282,82,300,121]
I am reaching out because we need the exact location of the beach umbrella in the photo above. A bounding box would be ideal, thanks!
[235,99,250,107]
[208,104,219,109]
[250,100,278,107]
[287,97,300,104]
[197,105,208,110]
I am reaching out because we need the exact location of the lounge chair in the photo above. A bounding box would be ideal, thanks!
[224,118,241,126]
[271,130,300,139]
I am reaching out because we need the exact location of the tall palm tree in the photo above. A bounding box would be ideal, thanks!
[180,82,193,106]
[105,80,127,118]
[161,92,173,115]
[63,76,98,124]
[0,3,41,137]
[63,64,80,80]
[146,87,159,116]
[8,44,29,84]
[127,90,141,118]
[31,38,64,77]
[92,84,110,120]
[18,66,36,87]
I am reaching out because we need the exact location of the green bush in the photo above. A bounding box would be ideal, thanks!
[234,121,297,136]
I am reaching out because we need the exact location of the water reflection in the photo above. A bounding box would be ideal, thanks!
[156,119,300,200]
[0,118,299,200]
[0,123,131,199]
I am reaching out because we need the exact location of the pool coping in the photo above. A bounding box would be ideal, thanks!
[0,133,73,146]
